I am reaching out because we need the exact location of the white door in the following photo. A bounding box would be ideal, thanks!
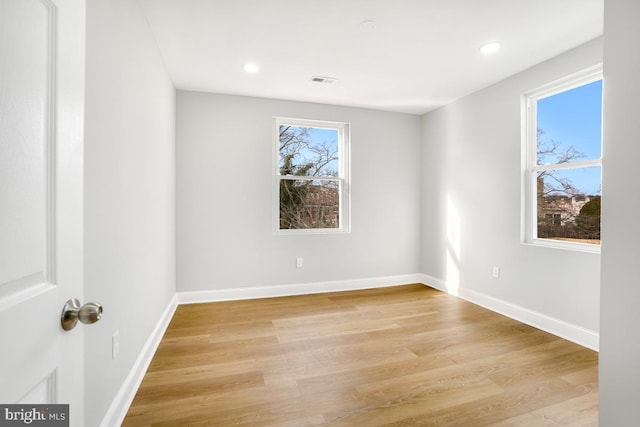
[0,0,87,425]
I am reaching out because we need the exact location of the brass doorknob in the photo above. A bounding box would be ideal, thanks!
[61,298,103,331]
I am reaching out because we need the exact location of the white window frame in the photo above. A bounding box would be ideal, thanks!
[273,117,351,234]
[521,64,603,253]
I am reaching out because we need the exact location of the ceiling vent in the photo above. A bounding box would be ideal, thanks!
[311,76,337,84]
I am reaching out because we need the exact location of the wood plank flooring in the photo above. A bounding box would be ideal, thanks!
[123,284,598,426]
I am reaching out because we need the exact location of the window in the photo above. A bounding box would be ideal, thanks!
[274,117,350,233]
[522,65,602,251]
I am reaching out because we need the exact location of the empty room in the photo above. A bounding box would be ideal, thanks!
[1,0,639,426]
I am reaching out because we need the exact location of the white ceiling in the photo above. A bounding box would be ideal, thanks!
[139,0,603,115]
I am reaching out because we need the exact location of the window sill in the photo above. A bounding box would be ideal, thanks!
[275,228,350,236]
[522,238,601,254]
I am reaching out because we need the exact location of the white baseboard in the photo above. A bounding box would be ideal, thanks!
[99,294,178,427]
[177,274,425,304]
[417,274,599,351]
[416,274,448,293]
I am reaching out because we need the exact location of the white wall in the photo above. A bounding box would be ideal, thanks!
[599,0,640,424]
[177,92,421,292]
[420,39,603,339]
[84,0,175,425]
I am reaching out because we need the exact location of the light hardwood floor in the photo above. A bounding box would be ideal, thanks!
[123,284,598,426]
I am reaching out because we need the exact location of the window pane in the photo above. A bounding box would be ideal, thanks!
[537,80,602,164]
[536,167,601,244]
[279,126,339,177]
[279,179,339,229]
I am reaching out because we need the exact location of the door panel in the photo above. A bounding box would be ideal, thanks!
[0,0,85,424]
[0,0,51,302]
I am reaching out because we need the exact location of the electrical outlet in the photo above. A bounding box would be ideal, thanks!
[112,331,120,360]
[296,257,303,268]
[492,266,500,278]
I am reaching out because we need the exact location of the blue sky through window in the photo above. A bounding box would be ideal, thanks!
[280,126,339,177]
[537,80,602,195]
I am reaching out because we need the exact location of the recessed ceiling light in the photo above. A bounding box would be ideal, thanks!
[243,63,259,73]
[359,20,377,32]
[479,42,501,55]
